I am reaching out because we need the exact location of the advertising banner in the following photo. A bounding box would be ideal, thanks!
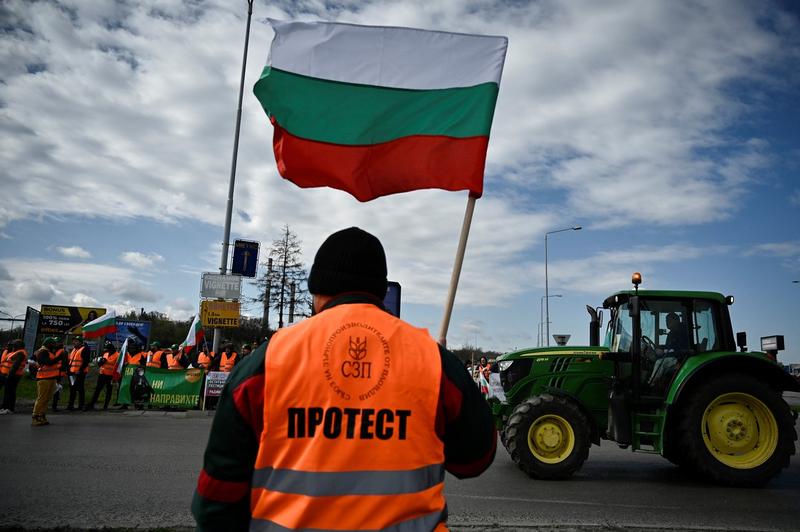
[23,306,40,356]
[106,319,151,347]
[200,301,240,328]
[118,366,203,407]
[204,371,229,398]
[200,273,242,300]
[38,305,106,335]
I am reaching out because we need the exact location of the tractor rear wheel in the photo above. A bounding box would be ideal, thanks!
[505,394,590,479]
[677,373,797,487]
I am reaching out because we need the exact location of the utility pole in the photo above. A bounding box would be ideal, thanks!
[212,0,254,354]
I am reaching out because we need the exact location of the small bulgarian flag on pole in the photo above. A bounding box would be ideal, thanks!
[114,337,128,382]
[82,310,117,339]
[179,314,204,354]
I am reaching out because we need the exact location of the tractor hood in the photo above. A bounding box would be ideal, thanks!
[497,345,609,364]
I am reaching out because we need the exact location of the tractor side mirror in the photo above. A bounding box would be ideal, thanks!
[736,331,747,353]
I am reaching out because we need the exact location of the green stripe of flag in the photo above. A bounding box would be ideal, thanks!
[253,67,499,146]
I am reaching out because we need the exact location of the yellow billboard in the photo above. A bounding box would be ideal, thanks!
[38,305,107,335]
[200,301,240,328]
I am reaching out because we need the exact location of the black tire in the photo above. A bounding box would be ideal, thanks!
[505,394,591,479]
[677,373,797,487]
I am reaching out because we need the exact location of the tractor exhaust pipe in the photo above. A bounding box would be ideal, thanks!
[587,305,600,346]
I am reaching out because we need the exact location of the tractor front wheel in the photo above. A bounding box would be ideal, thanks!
[505,394,590,479]
[677,373,797,487]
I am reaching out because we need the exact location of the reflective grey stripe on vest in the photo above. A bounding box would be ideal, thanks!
[249,508,446,532]
[252,463,444,497]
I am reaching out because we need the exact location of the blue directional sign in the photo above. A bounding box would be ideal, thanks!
[231,239,259,277]
[384,281,401,317]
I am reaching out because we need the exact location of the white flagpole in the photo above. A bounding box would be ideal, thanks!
[438,194,477,346]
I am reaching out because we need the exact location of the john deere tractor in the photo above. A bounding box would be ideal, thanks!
[494,273,798,487]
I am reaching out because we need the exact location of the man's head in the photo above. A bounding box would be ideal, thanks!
[666,313,681,331]
[73,335,83,346]
[104,341,114,353]
[224,342,233,353]
[150,341,160,350]
[242,344,251,355]
[308,227,387,312]
[43,337,57,349]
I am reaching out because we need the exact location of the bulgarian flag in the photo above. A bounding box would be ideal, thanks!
[254,20,508,202]
[82,310,117,339]
[179,314,204,353]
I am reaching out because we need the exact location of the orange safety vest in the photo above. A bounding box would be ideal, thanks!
[197,352,215,370]
[36,349,62,380]
[0,350,10,376]
[126,351,145,365]
[68,346,89,374]
[8,349,28,376]
[55,348,67,377]
[220,352,237,373]
[99,352,120,376]
[251,303,446,531]
[147,350,165,368]
[167,352,184,370]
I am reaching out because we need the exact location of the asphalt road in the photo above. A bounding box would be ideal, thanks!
[1,410,799,531]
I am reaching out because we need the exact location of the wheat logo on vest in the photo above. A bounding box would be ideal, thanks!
[322,322,391,401]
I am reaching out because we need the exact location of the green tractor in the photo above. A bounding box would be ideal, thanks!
[493,273,799,487]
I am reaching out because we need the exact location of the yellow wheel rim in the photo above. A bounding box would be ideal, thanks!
[527,414,575,464]
[701,392,778,469]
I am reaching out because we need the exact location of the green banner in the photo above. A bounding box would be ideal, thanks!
[118,365,203,407]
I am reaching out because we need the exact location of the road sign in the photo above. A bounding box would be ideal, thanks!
[231,239,259,277]
[201,273,242,300]
[200,301,240,328]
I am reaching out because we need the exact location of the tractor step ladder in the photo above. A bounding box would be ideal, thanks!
[632,406,665,454]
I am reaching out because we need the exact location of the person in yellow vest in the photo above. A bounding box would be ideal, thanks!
[146,341,166,369]
[219,343,238,373]
[193,227,497,530]
[32,337,66,426]
[167,344,189,370]
[50,339,68,412]
[86,342,119,410]
[125,339,147,367]
[0,341,12,399]
[67,335,91,411]
[0,339,27,414]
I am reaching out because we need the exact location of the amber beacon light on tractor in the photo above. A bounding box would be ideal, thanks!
[493,272,797,487]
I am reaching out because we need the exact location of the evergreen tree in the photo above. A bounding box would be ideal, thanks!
[251,225,310,329]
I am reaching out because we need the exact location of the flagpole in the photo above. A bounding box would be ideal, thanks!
[437,194,477,346]
[213,0,255,354]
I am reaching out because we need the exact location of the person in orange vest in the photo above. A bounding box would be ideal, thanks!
[51,339,68,412]
[67,335,91,411]
[167,344,189,370]
[32,337,66,426]
[219,343,238,373]
[146,341,166,369]
[0,341,12,398]
[0,339,27,414]
[196,345,218,372]
[86,342,119,410]
[125,339,147,367]
[193,227,497,530]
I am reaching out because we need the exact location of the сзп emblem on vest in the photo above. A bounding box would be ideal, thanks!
[322,322,391,401]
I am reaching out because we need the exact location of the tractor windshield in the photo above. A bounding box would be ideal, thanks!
[606,303,633,352]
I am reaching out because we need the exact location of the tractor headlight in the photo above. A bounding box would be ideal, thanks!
[497,360,514,372]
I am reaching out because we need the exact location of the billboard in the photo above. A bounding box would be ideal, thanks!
[200,301,240,328]
[23,307,40,356]
[200,273,242,300]
[106,319,151,347]
[38,305,107,335]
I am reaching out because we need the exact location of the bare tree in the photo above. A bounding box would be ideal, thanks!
[251,225,310,329]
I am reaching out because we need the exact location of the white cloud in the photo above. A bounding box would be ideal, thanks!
[120,251,165,269]
[746,241,800,258]
[72,292,99,306]
[56,245,91,259]
[790,190,800,207]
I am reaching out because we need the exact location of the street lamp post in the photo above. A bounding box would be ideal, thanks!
[539,294,562,347]
[545,225,581,346]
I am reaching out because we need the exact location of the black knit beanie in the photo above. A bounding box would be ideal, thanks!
[308,227,388,300]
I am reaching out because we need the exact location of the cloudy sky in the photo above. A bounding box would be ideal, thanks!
[1,0,799,360]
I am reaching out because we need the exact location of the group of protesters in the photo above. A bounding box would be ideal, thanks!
[0,334,255,426]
